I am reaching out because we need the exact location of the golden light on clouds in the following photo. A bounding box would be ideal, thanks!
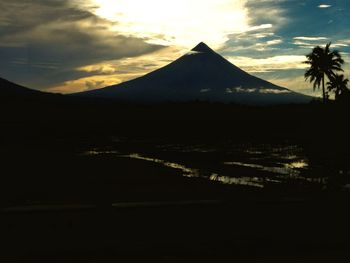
[228,55,307,73]
[92,0,248,47]
[49,75,121,94]
[49,46,184,93]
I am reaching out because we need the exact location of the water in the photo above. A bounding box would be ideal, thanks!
[84,141,348,190]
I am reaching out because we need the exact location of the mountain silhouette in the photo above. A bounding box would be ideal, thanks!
[0,77,45,97]
[76,42,311,104]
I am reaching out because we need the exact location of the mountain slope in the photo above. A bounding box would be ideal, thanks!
[74,42,312,105]
[0,77,47,98]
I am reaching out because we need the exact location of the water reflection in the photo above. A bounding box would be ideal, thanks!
[83,150,119,156]
[209,174,265,188]
[123,153,266,188]
[123,153,200,178]
[156,144,216,153]
[84,142,335,189]
[285,161,309,169]
[223,160,308,177]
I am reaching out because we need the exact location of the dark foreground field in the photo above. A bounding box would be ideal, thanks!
[2,200,350,262]
[1,96,350,262]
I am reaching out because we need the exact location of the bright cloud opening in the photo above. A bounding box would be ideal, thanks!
[92,0,249,48]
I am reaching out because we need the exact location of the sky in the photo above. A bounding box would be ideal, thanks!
[0,0,350,96]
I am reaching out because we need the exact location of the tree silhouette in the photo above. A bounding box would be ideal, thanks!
[327,74,349,101]
[304,42,344,103]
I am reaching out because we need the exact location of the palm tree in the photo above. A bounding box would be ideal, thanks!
[327,74,349,100]
[304,42,344,103]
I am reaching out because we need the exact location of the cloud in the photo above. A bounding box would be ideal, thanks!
[247,24,273,32]
[259,88,291,94]
[228,55,307,73]
[318,4,331,8]
[49,46,184,93]
[85,80,105,90]
[91,0,249,48]
[293,37,328,41]
[266,39,283,45]
[293,39,349,49]
[226,87,291,94]
[267,75,321,96]
[0,0,164,91]
[221,0,288,55]
[244,0,288,30]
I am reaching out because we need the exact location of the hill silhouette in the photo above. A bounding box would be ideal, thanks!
[75,42,312,105]
[0,77,46,98]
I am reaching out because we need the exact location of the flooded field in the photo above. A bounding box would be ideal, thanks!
[85,139,350,191]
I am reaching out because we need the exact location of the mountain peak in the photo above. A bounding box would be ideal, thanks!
[191,42,214,53]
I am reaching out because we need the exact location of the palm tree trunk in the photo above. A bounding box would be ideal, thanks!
[322,75,326,103]
[335,90,339,101]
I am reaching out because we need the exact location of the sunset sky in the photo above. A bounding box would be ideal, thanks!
[0,0,349,96]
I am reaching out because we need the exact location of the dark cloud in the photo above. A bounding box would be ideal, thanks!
[0,0,164,90]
